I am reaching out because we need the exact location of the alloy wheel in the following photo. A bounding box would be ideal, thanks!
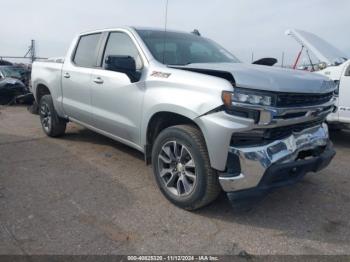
[158,141,197,196]
[40,103,51,133]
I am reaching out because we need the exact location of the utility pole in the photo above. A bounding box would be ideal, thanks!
[24,39,36,63]
[281,52,285,68]
[0,39,45,64]
[30,40,36,63]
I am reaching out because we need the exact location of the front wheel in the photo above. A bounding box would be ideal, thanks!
[151,125,221,210]
[39,95,66,137]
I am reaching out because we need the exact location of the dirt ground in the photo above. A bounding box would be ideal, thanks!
[0,105,349,255]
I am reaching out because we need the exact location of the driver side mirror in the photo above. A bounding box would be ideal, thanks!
[105,55,139,82]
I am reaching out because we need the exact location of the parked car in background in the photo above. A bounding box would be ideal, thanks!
[32,27,336,210]
[0,59,13,66]
[12,65,31,87]
[0,66,23,80]
[0,66,33,105]
[0,65,31,87]
[286,29,350,129]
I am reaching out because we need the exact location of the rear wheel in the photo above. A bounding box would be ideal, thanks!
[39,95,66,137]
[151,125,221,210]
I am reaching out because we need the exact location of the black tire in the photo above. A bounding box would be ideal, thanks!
[27,101,39,115]
[152,125,221,210]
[328,124,342,132]
[39,95,66,137]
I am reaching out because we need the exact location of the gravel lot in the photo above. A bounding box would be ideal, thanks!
[0,105,349,255]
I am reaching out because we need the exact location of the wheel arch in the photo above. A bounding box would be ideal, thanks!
[33,80,65,118]
[35,83,51,103]
[143,109,205,165]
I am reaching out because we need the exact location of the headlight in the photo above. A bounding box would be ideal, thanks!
[222,88,275,108]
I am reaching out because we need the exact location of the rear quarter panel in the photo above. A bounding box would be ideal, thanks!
[32,61,65,116]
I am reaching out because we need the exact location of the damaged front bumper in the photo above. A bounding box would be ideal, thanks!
[219,123,335,199]
[194,92,336,202]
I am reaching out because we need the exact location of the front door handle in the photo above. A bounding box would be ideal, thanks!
[93,77,104,84]
[63,72,70,78]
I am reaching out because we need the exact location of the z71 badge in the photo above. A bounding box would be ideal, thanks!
[150,71,171,78]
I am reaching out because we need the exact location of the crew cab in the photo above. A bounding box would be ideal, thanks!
[31,27,336,210]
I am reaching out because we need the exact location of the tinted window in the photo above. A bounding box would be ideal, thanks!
[103,32,142,70]
[137,29,240,65]
[73,33,101,67]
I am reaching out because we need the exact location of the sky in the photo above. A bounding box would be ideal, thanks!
[1,0,349,65]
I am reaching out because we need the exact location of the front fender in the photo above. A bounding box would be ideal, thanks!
[141,103,199,147]
[140,67,234,166]
[140,73,231,145]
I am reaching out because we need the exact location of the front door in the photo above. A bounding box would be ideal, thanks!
[90,31,145,146]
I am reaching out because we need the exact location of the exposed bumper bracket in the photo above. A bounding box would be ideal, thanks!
[219,123,332,192]
[226,143,335,202]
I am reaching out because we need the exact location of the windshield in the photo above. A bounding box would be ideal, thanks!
[136,29,240,65]
[0,67,22,79]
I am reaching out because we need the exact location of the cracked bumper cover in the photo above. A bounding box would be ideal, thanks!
[219,123,335,195]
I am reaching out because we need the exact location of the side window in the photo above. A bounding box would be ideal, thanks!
[103,32,142,70]
[73,33,101,67]
[345,64,350,76]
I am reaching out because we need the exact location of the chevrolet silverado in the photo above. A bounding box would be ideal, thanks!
[31,27,337,210]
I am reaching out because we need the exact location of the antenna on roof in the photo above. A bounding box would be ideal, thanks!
[191,29,201,36]
[162,0,169,64]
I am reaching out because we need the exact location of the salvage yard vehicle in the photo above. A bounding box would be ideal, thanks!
[0,65,34,105]
[31,27,337,210]
[286,29,350,129]
[0,65,31,87]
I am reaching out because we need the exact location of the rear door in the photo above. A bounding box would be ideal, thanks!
[61,33,102,125]
[90,30,145,147]
[338,62,350,123]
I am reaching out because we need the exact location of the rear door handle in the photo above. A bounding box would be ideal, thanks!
[63,72,70,78]
[93,77,104,84]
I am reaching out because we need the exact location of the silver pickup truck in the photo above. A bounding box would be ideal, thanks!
[31,27,336,210]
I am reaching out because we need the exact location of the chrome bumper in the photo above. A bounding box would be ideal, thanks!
[219,123,330,192]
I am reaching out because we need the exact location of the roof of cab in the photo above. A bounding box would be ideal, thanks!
[78,26,192,35]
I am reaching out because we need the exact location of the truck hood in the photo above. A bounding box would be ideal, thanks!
[286,29,348,66]
[176,62,333,94]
